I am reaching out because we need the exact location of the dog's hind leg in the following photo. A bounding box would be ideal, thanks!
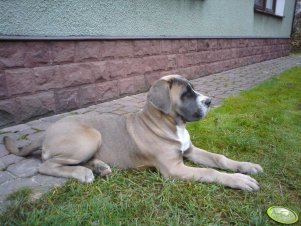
[39,158,95,183]
[39,127,103,183]
[84,159,112,177]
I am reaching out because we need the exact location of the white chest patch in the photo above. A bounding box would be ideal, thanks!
[176,126,191,153]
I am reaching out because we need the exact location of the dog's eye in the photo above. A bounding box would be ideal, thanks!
[181,91,193,99]
[185,92,193,98]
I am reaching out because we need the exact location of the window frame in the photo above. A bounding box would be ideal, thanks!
[254,0,284,19]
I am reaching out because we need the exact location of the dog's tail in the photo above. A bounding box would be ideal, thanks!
[3,134,44,157]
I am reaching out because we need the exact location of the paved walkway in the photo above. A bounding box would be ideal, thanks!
[0,55,300,209]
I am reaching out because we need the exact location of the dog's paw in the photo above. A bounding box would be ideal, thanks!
[237,162,263,175]
[93,161,112,177]
[73,167,95,183]
[225,173,260,192]
[100,168,112,177]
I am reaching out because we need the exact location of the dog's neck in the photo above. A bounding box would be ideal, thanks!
[141,102,186,129]
[127,101,187,152]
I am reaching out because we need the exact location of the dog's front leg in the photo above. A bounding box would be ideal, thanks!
[184,145,263,174]
[156,160,260,191]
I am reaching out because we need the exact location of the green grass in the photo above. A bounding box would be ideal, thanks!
[1,67,301,225]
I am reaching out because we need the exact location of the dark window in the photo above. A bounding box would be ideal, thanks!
[254,0,283,18]
[255,0,276,13]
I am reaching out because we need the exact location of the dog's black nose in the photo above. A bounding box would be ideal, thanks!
[205,98,212,107]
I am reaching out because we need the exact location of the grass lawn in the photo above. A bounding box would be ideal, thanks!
[1,67,301,225]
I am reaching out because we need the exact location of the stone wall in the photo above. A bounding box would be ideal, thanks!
[0,38,290,127]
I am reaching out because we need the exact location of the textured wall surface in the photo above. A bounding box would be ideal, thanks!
[0,0,295,37]
[0,38,291,127]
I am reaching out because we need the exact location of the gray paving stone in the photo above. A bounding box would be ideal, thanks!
[1,154,24,169]
[70,108,91,114]
[40,114,67,123]
[28,120,51,131]
[0,171,15,184]
[132,93,147,101]
[120,105,140,114]
[7,158,41,177]
[95,105,117,114]
[0,178,39,197]
[0,144,9,158]
[0,132,18,144]
[1,124,31,133]
[32,175,66,187]
[112,109,127,115]
[0,160,5,171]
[14,138,31,148]
[27,132,45,143]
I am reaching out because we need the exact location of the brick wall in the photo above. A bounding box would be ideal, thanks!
[0,38,290,127]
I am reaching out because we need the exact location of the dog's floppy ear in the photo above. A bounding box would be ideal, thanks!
[147,79,171,114]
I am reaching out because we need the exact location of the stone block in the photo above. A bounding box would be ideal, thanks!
[0,72,7,98]
[182,53,201,67]
[0,178,39,197]
[170,40,189,54]
[206,51,218,63]
[106,59,129,79]
[0,171,15,184]
[31,175,66,186]
[15,92,55,122]
[197,40,208,51]
[0,42,25,68]
[188,40,198,52]
[5,68,35,96]
[55,87,80,112]
[90,61,110,82]
[166,55,177,70]
[27,131,45,143]
[207,39,218,49]
[24,42,51,67]
[0,160,5,170]
[0,144,9,157]
[176,66,201,80]
[27,120,51,131]
[7,158,41,177]
[118,75,146,95]
[145,73,166,87]
[60,63,96,87]
[79,84,97,106]
[133,40,161,56]
[95,81,119,102]
[1,124,31,133]
[0,133,19,145]
[41,113,67,123]
[34,65,62,91]
[1,154,24,169]
[160,40,173,54]
[220,49,234,60]
[100,40,134,58]
[142,55,169,72]
[126,58,146,76]
[51,41,75,63]
[75,41,100,62]
[0,99,18,127]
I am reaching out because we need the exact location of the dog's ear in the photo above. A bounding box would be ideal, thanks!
[147,79,171,114]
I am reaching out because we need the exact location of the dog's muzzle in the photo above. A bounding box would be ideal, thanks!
[196,95,211,117]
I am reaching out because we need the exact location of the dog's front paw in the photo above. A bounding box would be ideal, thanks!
[73,167,95,183]
[237,162,263,175]
[225,173,260,192]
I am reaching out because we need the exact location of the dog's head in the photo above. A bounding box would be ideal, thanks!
[147,75,211,122]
